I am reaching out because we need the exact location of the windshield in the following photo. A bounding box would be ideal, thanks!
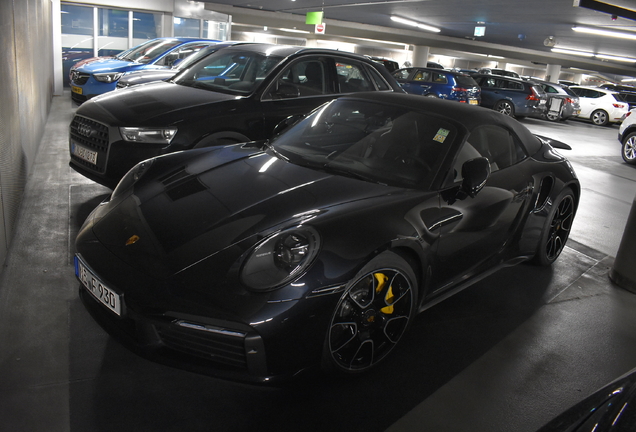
[173,49,283,95]
[271,99,458,189]
[117,39,182,64]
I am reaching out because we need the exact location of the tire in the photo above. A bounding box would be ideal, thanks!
[622,132,636,165]
[546,111,560,122]
[591,109,609,126]
[494,100,515,117]
[532,187,575,266]
[322,251,417,374]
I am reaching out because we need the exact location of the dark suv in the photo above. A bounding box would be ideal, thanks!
[472,74,548,119]
[392,67,481,105]
[69,43,403,188]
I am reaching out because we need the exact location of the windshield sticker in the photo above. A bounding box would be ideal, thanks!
[433,128,450,143]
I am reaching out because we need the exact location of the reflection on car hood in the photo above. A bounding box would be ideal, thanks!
[118,70,177,86]
[92,145,402,277]
[79,82,235,125]
[73,57,147,74]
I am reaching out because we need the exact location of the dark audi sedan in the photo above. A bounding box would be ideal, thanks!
[75,93,579,383]
[69,43,403,188]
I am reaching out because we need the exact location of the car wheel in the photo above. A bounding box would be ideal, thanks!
[622,132,636,164]
[532,187,575,266]
[591,109,609,126]
[323,251,416,374]
[494,100,514,117]
[546,111,560,122]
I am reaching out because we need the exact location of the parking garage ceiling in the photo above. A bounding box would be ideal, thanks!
[201,0,636,78]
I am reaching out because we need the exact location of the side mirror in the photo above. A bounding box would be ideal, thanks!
[461,157,491,198]
[274,83,300,99]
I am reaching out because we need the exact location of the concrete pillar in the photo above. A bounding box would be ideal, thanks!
[413,45,430,67]
[545,64,562,83]
[610,195,636,293]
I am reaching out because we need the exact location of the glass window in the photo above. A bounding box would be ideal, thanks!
[271,99,457,189]
[366,65,392,91]
[393,68,412,80]
[335,59,373,93]
[413,70,431,82]
[505,81,524,90]
[98,8,128,38]
[61,4,94,86]
[154,42,214,67]
[61,4,93,36]
[455,125,525,178]
[431,72,448,84]
[176,49,283,96]
[97,8,129,55]
[133,11,161,40]
[174,17,200,37]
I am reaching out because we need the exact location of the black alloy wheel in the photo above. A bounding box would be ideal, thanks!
[622,132,636,165]
[495,100,515,117]
[324,251,416,373]
[591,109,609,126]
[533,187,575,266]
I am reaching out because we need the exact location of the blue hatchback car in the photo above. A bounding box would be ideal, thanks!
[69,37,218,105]
[392,67,481,105]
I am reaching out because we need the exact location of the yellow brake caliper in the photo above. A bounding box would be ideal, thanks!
[374,272,395,315]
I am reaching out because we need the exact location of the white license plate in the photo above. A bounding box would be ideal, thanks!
[71,142,98,165]
[76,256,121,316]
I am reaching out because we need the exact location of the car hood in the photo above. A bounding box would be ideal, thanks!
[74,57,150,74]
[79,82,236,125]
[91,145,405,278]
[119,70,177,86]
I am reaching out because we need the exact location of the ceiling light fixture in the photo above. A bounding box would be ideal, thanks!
[390,16,440,33]
[551,47,595,57]
[572,26,636,40]
[595,53,636,62]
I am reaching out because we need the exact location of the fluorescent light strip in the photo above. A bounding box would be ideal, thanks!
[573,26,636,40]
[391,16,440,33]
[595,54,636,62]
[551,48,594,57]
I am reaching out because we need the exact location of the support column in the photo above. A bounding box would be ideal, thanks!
[546,64,562,83]
[610,195,636,293]
[413,45,430,67]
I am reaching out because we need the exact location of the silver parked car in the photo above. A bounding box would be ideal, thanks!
[535,80,581,121]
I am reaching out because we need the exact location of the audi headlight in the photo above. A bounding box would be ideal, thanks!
[94,72,124,83]
[111,158,154,200]
[241,226,320,291]
[120,127,177,144]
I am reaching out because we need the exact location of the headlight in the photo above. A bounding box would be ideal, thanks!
[120,127,177,144]
[111,158,154,200]
[241,226,320,291]
[94,72,124,83]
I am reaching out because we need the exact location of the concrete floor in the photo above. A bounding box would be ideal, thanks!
[1,92,636,432]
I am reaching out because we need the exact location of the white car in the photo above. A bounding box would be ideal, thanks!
[569,86,629,126]
[618,109,636,164]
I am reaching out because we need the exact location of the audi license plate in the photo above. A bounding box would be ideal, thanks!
[75,255,121,316]
[71,142,98,165]
[71,85,83,94]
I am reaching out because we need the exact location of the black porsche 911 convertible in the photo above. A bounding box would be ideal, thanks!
[74,92,579,383]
